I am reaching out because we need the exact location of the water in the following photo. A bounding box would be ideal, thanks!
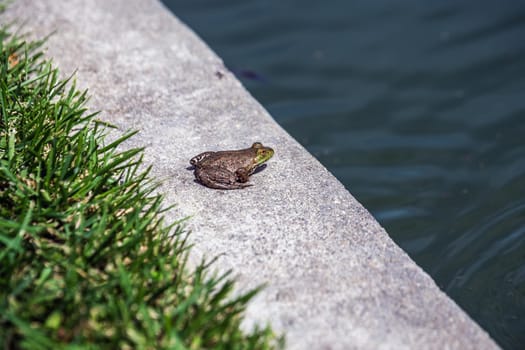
[162,1,525,348]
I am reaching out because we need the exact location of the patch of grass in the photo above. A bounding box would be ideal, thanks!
[0,18,283,350]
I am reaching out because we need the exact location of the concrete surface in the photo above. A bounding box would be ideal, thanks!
[4,1,500,349]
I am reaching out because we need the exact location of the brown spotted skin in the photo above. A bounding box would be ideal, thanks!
[190,142,274,190]
[194,166,252,190]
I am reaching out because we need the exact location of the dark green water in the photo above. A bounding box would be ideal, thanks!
[162,1,525,348]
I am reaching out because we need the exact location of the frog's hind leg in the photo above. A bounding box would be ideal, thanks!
[214,182,252,190]
[235,168,251,183]
[195,167,251,190]
[190,151,214,166]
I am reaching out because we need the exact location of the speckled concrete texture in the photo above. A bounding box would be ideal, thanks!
[3,1,500,349]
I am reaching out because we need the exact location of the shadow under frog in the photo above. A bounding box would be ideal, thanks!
[188,142,274,190]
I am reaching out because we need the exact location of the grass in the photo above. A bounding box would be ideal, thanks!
[0,15,283,350]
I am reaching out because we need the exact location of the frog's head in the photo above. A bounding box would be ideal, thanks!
[251,142,274,165]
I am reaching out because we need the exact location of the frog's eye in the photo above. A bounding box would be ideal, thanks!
[252,142,263,149]
[256,147,274,160]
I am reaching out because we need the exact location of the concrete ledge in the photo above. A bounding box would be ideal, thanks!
[4,0,499,349]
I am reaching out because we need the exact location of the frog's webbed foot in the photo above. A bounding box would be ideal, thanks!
[195,167,251,190]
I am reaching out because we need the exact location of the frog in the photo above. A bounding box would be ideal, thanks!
[190,142,274,190]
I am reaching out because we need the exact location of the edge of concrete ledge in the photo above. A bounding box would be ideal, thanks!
[4,0,500,349]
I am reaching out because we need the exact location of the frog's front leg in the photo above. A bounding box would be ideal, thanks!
[195,167,251,190]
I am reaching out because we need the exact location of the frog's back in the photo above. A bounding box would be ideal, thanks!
[203,149,256,172]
